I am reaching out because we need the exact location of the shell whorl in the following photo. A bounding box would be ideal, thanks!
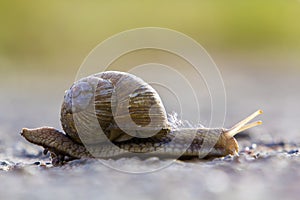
[61,71,170,145]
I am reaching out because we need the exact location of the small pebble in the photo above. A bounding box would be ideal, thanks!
[33,161,41,165]
[244,146,250,151]
[287,149,299,155]
[0,160,14,171]
[250,143,257,149]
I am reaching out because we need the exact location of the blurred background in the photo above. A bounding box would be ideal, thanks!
[0,0,300,142]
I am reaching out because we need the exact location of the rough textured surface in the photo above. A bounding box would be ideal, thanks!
[1,140,299,200]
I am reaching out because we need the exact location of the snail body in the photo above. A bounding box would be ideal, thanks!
[21,71,262,165]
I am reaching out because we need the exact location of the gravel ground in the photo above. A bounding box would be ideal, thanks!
[0,63,299,200]
[1,140,299,200]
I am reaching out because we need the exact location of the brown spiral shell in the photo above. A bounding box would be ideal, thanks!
[60,71,170,145]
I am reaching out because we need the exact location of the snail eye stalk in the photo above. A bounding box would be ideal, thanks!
[225,110,263,138]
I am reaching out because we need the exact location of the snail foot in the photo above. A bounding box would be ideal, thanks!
[49,151,76,166]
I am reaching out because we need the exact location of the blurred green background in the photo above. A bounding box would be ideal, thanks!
[0,0,299,72]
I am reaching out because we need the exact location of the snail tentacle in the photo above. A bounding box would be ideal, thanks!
[225,110,263,138]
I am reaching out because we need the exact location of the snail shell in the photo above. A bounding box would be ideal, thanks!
[60,71,170,145]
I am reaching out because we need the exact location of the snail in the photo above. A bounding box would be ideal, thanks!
[21,71,262,165]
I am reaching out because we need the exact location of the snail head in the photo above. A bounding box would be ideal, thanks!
[215,110,263,156]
